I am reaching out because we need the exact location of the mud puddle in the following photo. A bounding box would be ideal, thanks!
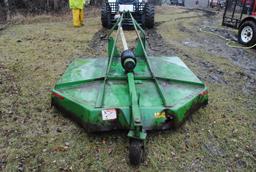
[198,24,256,79]
[146,29,176,56]
[145,29,227,84]
[198,31,256,93]
[155,8,216,27]
[87,28,109,56]
[162,11,256,94]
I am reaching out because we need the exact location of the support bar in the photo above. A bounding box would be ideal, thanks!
[129,12,169,107]
[95,14,124,108]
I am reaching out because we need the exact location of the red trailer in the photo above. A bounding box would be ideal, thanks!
[223,0,256,46]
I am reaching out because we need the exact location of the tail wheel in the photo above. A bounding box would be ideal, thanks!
[101,3,112,29]
[144,3,155,29]
[129,139,145,166]
[238,20,256,47]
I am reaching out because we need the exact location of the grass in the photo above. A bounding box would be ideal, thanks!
[0,6,256,171]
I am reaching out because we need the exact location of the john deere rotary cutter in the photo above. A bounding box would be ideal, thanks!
[51,13,208,165]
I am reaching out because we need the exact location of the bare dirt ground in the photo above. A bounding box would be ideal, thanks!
[0,6,256,171]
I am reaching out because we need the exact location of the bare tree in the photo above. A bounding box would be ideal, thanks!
[4,0,10,20]
[53,0,58,10]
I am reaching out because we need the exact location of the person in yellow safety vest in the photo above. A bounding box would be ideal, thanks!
[69,0,85,27]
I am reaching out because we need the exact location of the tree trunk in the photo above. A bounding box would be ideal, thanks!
[0,5,7,23]
[4,0,10,20]
[46,0,50,12]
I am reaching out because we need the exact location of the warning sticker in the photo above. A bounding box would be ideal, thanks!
[102,109,117,120]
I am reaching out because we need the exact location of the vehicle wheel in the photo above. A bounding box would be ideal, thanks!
[129,139,144,166]
[101,3,112,29]
[144,3,154,29]
[238,20,256,47]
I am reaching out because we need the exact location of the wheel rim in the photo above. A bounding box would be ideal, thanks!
[241,26,253,43]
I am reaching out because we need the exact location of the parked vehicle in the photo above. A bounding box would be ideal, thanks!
[101,0,154,28]
[223,0,256,46]
[170,0,184,6]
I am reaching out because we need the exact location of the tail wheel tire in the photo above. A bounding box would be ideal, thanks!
[144,3,155,29]
[129,139,145,166]
[238,20,256,47]
[101,3,112,29]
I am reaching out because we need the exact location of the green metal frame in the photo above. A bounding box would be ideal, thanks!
[51,12,208,141]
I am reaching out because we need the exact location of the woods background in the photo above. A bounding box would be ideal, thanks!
[0,0,162,23]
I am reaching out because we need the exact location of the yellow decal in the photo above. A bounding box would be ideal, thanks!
[154,111,166,119]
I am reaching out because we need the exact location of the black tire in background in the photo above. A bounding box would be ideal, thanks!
[238,20,256,47]
[101,3,112,29]
[144,3,155,29]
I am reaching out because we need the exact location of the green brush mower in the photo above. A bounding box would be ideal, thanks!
[52,12,208,165]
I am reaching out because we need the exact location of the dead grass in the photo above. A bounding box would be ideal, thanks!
[0,6,255,171]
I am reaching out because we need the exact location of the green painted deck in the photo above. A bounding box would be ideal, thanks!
[52,56,208,132]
